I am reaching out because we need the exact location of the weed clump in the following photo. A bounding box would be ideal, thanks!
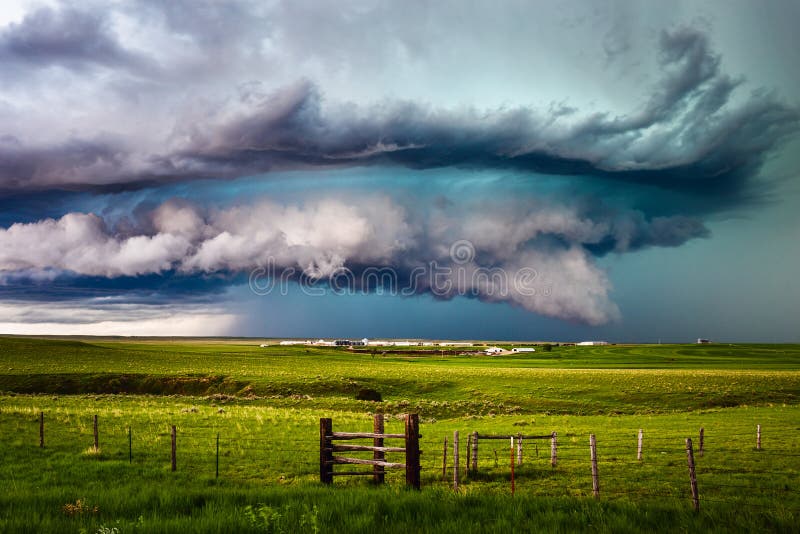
[62,499,98,516]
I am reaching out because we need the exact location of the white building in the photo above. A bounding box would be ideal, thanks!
[511,347,536,353]
[484,347,504,355]
[577,341,608,346]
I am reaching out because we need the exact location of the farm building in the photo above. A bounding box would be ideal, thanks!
[697,338,712,344]
[511,347,536,353]
[577,341,608,346]
[334,339,367,346]
[484,347,504,355]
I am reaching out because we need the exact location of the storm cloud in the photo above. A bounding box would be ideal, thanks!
[0,22,796,201]
[0,194,711,324]
[0,1,797,336]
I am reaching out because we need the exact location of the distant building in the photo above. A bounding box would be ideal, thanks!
[511,347,536,353]
[577,341,608,346]
[279,340,307,345]
[484,347,504,355]
[335,339,367,346]
[697,338,711,344]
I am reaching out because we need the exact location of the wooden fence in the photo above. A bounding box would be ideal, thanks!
[320,413,421,489]
[22,411,792,512]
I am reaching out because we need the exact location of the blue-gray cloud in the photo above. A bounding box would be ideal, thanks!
[1,27,796,209]
[0,5,155,75]
[0,2,796,331]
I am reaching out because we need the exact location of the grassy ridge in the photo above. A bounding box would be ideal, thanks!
[1,337,799,416]
[1,337,799,532]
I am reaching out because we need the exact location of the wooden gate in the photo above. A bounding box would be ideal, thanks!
[320,413,420,489]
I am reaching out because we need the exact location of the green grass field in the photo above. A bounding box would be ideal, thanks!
[1,337,799,533]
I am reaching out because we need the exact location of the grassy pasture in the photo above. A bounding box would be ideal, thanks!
[1,337,799,532]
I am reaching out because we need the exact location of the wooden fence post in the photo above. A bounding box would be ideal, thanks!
[466,433,472,474]
[453,431,460,491]
[442,437,447,480]
[637,429,643,461]
[510,437,515,495]
[757,424,762,450]
[404,413,420,490]
[93,415,99,451]
[590,434,599,499]
[373,413,385,484]
[39,412,44,448]
[170,425,177,472]
[471,431,478,473]
[686,437,699,511]
[699,428,704,457]
[517,434,523,466]
[493,449,498,467]
[128,427,132,463]
[215,433,220,479]
[551,432,558,467]
[320,418,333,484]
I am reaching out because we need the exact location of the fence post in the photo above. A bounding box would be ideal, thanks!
[551,432,558,467]
[471,431,478,473]
[590,434,599,499]
[686,438,699,511]
[373,413,385,484]
[128,427,132,463]
[453,431,460,491]
[93,415,99,451]
[637,429,643,461]
[466,433,472,474]
[320,418,333,484]
[171,425,177,472]
[510,437,515,495]
[517,434,523,466]
[39,412,44,448]
[442,437,447,480]
[757,424,762,450]
[216,433,220,479]
[493,449,498,467]
[404,413,420,490]
[699,428,704,457]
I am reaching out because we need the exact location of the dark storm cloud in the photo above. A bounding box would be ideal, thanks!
[0,136,128,192]
[155,29,796,201]
[0,27,795,201]
[0,5,154,75]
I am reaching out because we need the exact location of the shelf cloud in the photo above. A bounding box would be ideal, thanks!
[0,1,797,336]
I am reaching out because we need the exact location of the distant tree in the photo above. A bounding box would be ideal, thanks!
[541,344,552,352]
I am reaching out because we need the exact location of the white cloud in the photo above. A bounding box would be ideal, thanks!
[0,299,238,336]
[0,193,700,324]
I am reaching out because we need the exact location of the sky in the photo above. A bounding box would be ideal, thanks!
[0,0,798,341]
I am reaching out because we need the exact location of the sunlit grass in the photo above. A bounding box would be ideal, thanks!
[0,337,798,532]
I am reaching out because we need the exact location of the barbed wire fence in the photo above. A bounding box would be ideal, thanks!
[4,409,800,515]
